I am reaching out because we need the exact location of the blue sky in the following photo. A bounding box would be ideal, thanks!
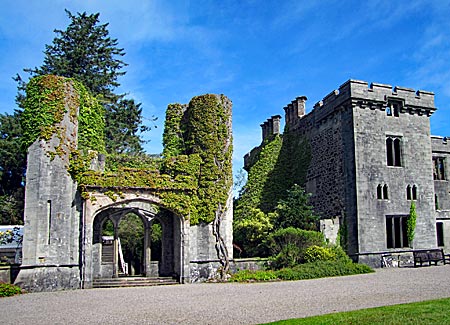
[1,0,449,179]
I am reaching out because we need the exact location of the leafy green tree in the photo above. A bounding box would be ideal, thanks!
[105,98,150,154]
[23,10,125,98]
[17,9,151,154]
[0,113,25,225]
[274,184,319,231]
[119,213,144,273]
[233,207,275,257]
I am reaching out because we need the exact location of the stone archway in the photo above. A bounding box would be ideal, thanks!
[81,193,189,288]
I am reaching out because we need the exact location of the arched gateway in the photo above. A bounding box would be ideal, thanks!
[14,76,233,292]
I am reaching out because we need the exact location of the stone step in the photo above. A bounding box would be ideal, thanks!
[92,277,178,288]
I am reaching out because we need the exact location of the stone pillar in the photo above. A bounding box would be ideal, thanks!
[295,96,307,118]
[113,223,119,278]
[267,118,274,136]
[272,115,282,135]
[260,123,266,141]
[15,77,82,292]
[144,223,152,277]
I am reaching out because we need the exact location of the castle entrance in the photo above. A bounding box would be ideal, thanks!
[91,201,183,280]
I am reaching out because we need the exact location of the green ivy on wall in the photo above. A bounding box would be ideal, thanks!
[22,75,105,154]
[233,130,312,256]
[23,76,232,225]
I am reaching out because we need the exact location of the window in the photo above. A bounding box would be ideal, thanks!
[377,184,389,200]
[435,194,439,210]
[385,102,400,117]
[386,136,402,166]
[406,185,417,200]
[383,185,389,199]
[386,215,408,248]
[437,222,444,247]
[433,157,446,180]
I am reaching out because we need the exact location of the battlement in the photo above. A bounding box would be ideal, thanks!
[253,79,437,145]
[283,96,307,124]
[260,115,282,141]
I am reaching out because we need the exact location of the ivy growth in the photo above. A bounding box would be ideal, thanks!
[21,75,105,154]
[234,129,313,257]
[408,201,417,246]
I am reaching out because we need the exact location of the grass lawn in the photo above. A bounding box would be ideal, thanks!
[266,297,450,324]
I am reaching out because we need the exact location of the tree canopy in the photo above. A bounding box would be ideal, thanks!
[0,10,153,224]
[17,9,151,154]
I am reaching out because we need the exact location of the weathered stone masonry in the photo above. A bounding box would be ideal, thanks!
[14,78,234,292]
[246,79,449,267]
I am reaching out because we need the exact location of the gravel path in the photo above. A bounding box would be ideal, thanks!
[2,266,450,324]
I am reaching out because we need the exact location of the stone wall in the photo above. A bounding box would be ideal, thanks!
[247,79,441,266]
[15,79,82,292]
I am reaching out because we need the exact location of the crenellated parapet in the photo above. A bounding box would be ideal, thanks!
[260,115,282,141]
[247,79,438,168]
[285,79,436,132]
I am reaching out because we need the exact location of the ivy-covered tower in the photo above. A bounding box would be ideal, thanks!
[16,76,95,291]
[15,76,233,291]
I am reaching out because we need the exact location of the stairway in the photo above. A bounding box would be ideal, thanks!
[92,276,178,289]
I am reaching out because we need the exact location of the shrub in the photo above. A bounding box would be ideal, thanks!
[0,282,22,297]
[230,260,374,282]
[304,245,336,263]
[269,227,325,269]
[233,207,275,257]
[229,269,278,282]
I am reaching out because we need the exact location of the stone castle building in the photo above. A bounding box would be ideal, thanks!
[14,77,233,292]
[245,80,449,266]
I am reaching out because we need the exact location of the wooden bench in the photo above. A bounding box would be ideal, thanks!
[413,249,449,267]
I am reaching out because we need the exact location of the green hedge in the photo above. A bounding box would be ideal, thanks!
[229,260,373,282]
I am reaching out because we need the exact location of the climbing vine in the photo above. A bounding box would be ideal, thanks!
[233,130,312,257]
[23,76,235,280]
[22,75,105,154]
[408,201,417,246]
[162,103,186,158]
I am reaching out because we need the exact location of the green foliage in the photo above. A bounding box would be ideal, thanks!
[0,112,26,224]
[229,269,278,282]
[0,227,22,246]
[235,135,283,215]
[185,95,233,224]
[119,214,144,270]
[233,131,313,257]
[233,208,276,257]
[21,75,68,150]
[24,10,126,98]
[105,98,150,154]
[304,245,336,263]
[274,184,319,230]
[408,201,417,245]
[270,298,450,324]
[75,82,105,153]
[22,75,105,154]
[0,282,23,297]
[268,227,325,269]
[104,153,163,172]
[162,103,186,157]
[229,260,373,282]
[18,10,150,155]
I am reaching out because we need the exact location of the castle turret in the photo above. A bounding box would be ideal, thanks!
[260,115,282,142]
[284,96,307,126]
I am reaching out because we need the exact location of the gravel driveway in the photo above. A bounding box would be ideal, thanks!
[2,266,450,324]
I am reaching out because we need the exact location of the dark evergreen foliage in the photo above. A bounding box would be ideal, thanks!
[17,9,151,154]
[0,113,25,224]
